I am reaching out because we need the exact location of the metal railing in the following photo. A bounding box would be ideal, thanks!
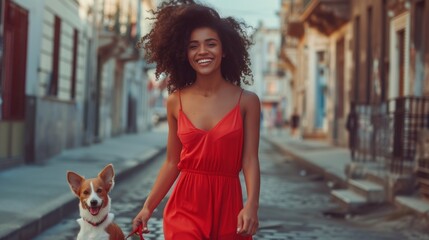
[415,129,429,197]
[352,97,429,175]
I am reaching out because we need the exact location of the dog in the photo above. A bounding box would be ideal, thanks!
[67,164,125,240]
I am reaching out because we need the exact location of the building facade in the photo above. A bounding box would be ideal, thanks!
[0,0,156,169]
[280,0,351,140]
[0,0,95,167]
[249,22,290,130]
[280,0,429,207]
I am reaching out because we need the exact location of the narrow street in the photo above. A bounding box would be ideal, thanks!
[34,128,428,240]
[2,1,429,240]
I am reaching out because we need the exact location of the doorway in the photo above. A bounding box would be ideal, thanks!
[0,0,28,165]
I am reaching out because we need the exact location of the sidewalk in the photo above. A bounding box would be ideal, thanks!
[261,129,350,187]
[0,130,167,240]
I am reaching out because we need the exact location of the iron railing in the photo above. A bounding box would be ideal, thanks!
[352,97,429,175]
[415,129,429,198]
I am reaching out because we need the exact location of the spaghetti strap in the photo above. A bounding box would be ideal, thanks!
[237,89,244,105]
[179,90,183,110]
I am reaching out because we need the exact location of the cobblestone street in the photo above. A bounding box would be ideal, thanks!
[4,0,429,239]
[34,134,429,240]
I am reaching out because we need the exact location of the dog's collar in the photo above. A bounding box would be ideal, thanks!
[83,214,109,227]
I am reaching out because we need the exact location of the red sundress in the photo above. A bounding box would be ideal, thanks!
[163,89,252,240]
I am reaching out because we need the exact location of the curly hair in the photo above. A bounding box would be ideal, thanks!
[137,0,253,94]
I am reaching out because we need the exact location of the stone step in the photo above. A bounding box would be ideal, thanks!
[364,170,388,187]
[395,195,429,215]
[348,179,385,203]
[331,189,366,212]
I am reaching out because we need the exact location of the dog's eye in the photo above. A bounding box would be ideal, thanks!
[97,189,102,193]
[83,190,89,195]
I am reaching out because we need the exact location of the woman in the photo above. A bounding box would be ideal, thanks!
[132,1,261,239]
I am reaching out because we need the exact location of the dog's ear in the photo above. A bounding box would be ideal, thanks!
[67,171,85,197]
[99,164,115,192]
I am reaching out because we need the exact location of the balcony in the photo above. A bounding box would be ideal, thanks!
[286,21,304,39]
[300,0,350,35]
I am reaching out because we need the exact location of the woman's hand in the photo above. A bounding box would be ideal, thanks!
[132,207,152,234]
[236,204,259,236]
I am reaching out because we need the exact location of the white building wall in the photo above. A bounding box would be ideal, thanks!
[122,61,139,132]
[306,31,316,132]
[327,23,352,146]
[12,0,93,103]
[137,0,156,131]
[249,23,289,128]
[141,0,156,37]
[296,38,307,118]
[39,10,54,95]
[122,60,152,132]
[137,62,151,131]
[284,46,297,120]
[248,33,264,98]
[8,0,97,162]
[40,0,90,102]
[99,59,115,139]
[76,28,90,101]
[58,24,73,100]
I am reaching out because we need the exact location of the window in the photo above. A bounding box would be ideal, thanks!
[366,7,373,103]
[389,12,410,98]
[49,16,61,96]
[71,29,78,99]
[353,16,360,102]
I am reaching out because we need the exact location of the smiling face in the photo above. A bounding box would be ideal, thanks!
[187,27,223,78]
[67,164,115,217]
[79,178,108,216]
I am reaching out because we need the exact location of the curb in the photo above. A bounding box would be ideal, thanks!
[1,146,166,240]
[262,136,348,188]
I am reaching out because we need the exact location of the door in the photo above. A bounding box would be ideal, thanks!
[0,0,28,161]
[315,51,326,129]
[334,38,345,143]
[389,12,410,98]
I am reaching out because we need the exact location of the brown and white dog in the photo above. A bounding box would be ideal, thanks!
[67,164,125,240]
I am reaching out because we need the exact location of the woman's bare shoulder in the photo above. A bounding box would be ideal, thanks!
[167,91,179,105]
[241,89,260,107]
[166,91,181,118]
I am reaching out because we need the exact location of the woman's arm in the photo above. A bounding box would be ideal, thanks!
[132,93,182,231]
[237,91,261,236]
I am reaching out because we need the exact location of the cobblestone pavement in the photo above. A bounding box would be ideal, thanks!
[35,135,429,240]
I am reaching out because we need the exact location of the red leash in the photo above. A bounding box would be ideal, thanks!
[125,224,145,240]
